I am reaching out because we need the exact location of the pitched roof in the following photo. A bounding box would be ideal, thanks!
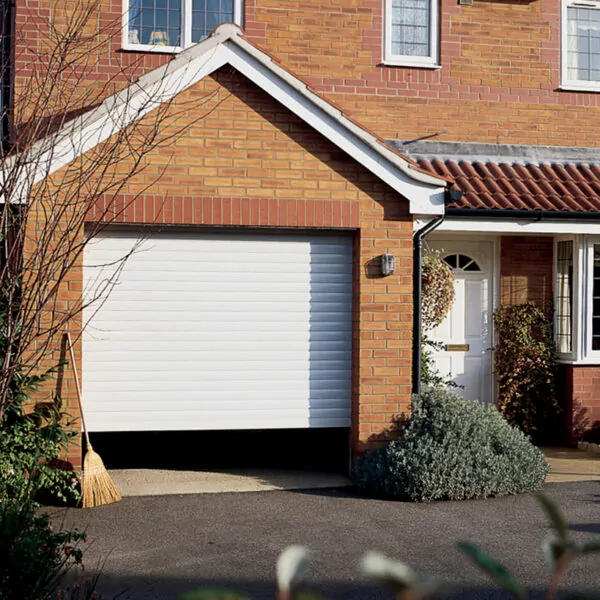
[417,159,600,212]
[20,23,448,214]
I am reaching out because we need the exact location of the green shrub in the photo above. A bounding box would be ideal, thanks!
[0,370,87,599]
[493,302,559,443]
[352,386,549,502]
[0,480,86,600]
[0,370,80,506]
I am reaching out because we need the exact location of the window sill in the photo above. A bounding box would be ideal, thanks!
[381,59,441,69]
[556,357,600,366]
[559,83,600,93]
[121,43,183,54]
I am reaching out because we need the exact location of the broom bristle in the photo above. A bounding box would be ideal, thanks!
[82,448,121,508]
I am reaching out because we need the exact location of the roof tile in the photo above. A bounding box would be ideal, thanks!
[417,158,600,213]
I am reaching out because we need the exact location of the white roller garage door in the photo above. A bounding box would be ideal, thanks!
[82,230,353,432]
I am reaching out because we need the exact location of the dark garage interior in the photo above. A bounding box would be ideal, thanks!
[89,428,351,473]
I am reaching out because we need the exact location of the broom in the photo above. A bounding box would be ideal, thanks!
[67,332,121,508]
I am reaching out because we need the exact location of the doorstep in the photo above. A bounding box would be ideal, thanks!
[543,447,600,483]
[109,469,351,497]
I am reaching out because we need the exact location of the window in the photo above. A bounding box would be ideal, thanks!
[384,0,439,67]
[126,0,242,51]
[556,240,574,354]
[442,253,481,272]
[554,237,600,362]
[591,244,600,350]
[562,0,600,91]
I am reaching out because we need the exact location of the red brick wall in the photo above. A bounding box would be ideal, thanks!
[500,236,553,307]
[13,0,600,147]
[563,365,600,443]
[45,66,414,463]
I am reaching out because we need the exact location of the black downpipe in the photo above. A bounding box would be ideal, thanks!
[412,215,445,396]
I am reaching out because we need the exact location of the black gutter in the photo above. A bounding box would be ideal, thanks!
[446,207,600,220]
[412,214,445,397]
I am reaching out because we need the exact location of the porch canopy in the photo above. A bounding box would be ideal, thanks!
[389,140,600,220]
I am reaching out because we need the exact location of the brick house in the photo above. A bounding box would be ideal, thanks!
[7,0,600,468]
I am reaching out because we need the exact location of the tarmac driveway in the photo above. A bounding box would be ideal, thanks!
[50,481,600,600]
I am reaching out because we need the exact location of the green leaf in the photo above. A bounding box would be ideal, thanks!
[535,494,569,543]
[541,536,570,571]
[580,540,600,554]
[177,588,250,600]
[458,542,526,600]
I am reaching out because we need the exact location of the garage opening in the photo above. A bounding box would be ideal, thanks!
[88,428,350,473]
[82,229,353,476]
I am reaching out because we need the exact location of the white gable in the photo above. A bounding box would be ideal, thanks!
[15,24,448,215]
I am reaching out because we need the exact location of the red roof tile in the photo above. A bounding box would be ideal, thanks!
[418,159,600,213]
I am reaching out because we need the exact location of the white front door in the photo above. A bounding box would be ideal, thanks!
[426,240,494,403]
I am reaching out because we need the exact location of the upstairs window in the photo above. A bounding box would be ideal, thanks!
[384,0,439,67]
[562,0,600,90]
[126,0,243,52]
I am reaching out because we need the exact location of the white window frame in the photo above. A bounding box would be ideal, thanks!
[122,0,243,53]
[383,0,440,68]
[583,236,600,360]
[554,235,600,364]
[554,236,580,361]
[561,0,600,92]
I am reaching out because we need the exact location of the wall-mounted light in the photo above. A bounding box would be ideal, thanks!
[380,253,395,277]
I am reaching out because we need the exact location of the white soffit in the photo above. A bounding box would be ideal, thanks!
[16,23,447,215]
[420,217,600,235]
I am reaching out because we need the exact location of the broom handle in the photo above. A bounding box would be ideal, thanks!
[66,332,92,449]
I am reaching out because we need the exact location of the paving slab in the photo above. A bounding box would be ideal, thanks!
[543,447,600,483]
[110,468,351,496]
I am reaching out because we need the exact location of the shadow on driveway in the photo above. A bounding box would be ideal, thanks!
[49,481,600,600]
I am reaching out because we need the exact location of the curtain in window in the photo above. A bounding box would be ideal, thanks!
[567,6,600,82]
[391,0,431,57]
[556,241,573,354]
[129,0,182,46]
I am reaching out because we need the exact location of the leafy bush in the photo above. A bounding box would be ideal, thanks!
[0,489,86,600]
[493,302,559,443]
[0,369,87,599]
[0,370,80,506]
[352,386,549,502]
[421,252,455,331]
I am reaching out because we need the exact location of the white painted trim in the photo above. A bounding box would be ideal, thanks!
[433,218,600,235]
[383,0,439,66]
[561,0,600,91]
[12,23,447,214]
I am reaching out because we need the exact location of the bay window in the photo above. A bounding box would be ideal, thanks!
[555,236,600,362]
[125,0,243,51]
[589,243,600,351]
[562,0,600,91]
[556,240,574,354]
[384,0,439,67]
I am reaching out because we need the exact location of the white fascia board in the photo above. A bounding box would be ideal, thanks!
[8,23,446,214]
[432,218,600,235]
[223,42,445,214]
